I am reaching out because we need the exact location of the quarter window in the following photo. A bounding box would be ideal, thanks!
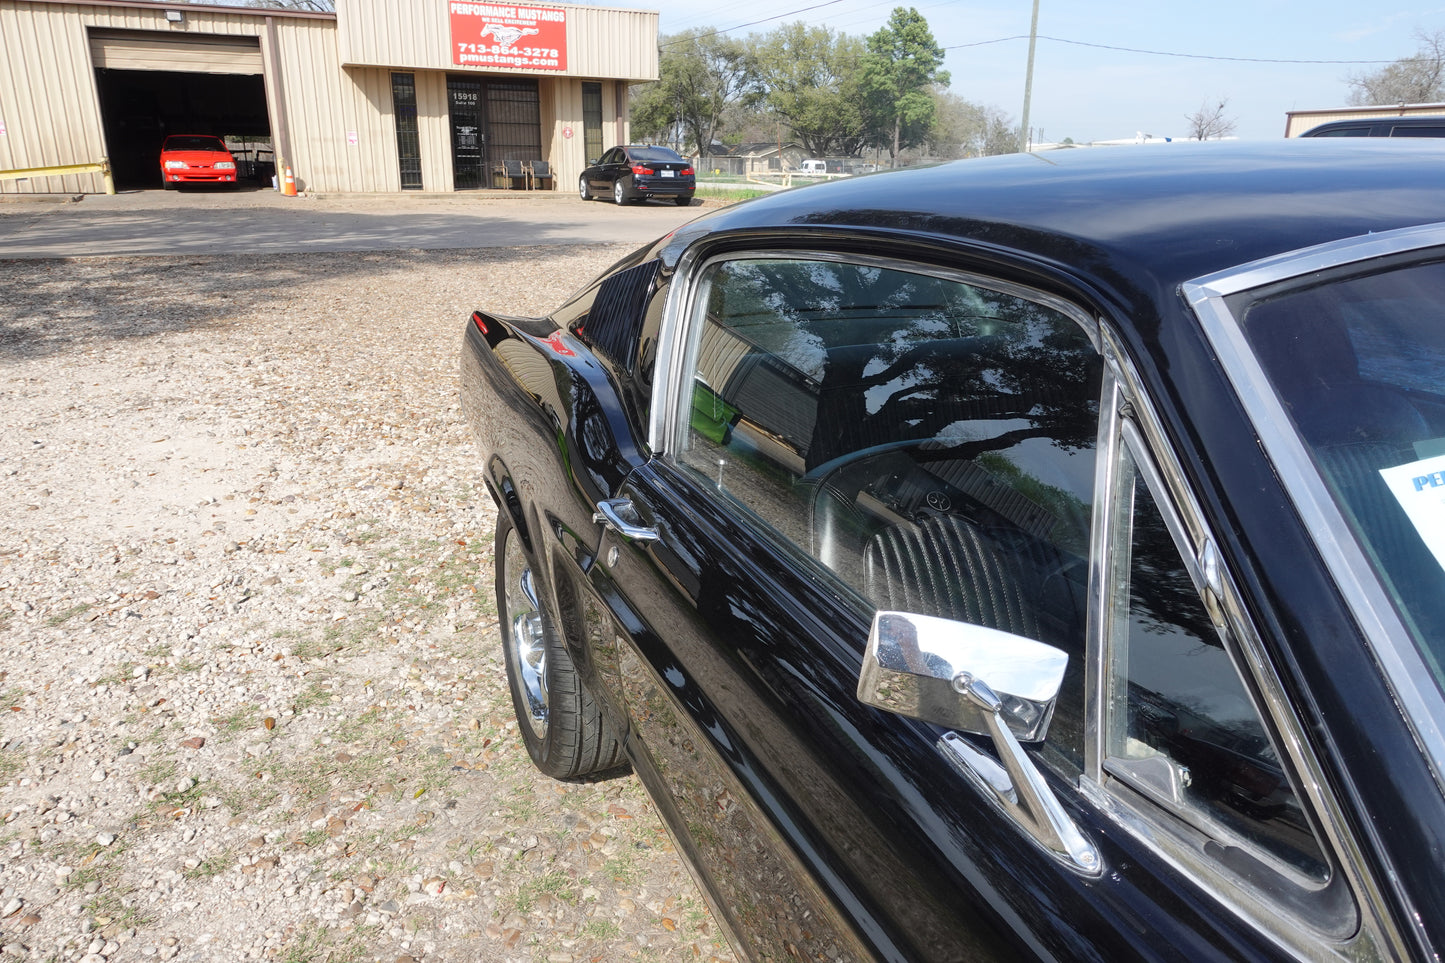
[1103,429,1329,881]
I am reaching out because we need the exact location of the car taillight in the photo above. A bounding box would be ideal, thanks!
[631,165,653,176]
[681,167,694,176]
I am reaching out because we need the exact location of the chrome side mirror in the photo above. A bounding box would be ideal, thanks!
[858,611,1067,741]
[858,611,1099,874]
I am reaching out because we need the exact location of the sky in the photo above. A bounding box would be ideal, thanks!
[637,0,1445,142]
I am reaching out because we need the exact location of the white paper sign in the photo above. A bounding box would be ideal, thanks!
[1380,453,1445,573]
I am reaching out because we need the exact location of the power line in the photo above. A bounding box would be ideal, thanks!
[660,0,851,47]
[946,33,1413,66]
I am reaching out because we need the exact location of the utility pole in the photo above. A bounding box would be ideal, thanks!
[1019,0,1040,152]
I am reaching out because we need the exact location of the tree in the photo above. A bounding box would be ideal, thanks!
[1185,98,1237,140]
[753,23,869,157]
[1347,29,1445,105]
[858,8,949,167]
[928,91,1018,158]
[630,31,759,158]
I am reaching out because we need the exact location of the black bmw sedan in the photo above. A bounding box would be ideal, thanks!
[461,141,1445,962]
[579,144,695,206]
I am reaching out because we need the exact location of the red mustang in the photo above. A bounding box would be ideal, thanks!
[159,134,237,189]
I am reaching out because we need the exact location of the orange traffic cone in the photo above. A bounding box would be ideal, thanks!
[281,166,297,196]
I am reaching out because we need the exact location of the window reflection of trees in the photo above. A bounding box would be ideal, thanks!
[706,259,1102,474]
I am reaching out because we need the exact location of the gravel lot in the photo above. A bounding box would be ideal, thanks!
[0,248,737,963]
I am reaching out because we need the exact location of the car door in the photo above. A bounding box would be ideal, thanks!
[588,147,620,193]
[586,245,1400,961]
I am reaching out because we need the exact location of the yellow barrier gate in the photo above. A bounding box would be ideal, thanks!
[0,158,116,195]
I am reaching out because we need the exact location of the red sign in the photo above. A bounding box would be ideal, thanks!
[450,2,567,72]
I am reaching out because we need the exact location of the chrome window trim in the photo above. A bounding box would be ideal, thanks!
[646,247,1101,458]
[1183,223,1445,797]
[1094,322,1406,961]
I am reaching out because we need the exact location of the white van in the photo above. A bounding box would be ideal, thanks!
[799,159,827,175]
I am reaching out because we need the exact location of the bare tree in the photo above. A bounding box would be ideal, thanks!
[1185,98,1237,140]
[1347,29,1445,105]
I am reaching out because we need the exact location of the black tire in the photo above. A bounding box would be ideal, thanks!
[579,175,592,201]
[162,173,175,191]
[613,179,630,205]
[675,195,692,207]
[496,513,627,780]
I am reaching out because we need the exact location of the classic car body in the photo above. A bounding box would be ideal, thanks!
[460,142,1445,961]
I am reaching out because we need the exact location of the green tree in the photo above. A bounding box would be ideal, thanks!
[1347,29,1445,105]
[860,8,950,166]
[927,91,1018,158]
[631,30,759,157]
[753,23,869,157]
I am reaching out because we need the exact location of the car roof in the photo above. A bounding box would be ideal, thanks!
[688,140,1445,299]
[1303,115,1445,134]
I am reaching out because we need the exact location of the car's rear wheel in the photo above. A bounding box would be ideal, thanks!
[579,175,592,201]
[675,195,692,207]
[496,514,627,780]
[613,179,630,205]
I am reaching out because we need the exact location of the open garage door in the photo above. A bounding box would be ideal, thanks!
[90,29,271,191]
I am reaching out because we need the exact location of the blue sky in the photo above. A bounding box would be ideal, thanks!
[644,0,1445,142]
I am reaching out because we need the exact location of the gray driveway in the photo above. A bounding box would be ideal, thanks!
[0,187,707,258]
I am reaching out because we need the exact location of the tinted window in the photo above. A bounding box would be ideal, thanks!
[628,147,685,163]
[1303,125,1370,137]
[676,256,1101,763]
[163,136,228,151]
[1391,125,1445,137]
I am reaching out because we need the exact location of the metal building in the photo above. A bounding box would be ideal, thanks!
[0,0,657,193]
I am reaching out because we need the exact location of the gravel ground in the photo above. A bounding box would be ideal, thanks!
[0,249,737,963]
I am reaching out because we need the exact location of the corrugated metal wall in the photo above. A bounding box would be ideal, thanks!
[0,2,109,193]
[338,0,658,83]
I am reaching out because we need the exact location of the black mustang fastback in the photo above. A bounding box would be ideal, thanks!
[460,142,1445,962]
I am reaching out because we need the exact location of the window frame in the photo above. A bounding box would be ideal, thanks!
[1184,223,1445,790]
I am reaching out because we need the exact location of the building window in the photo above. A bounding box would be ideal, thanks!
[486,79,542,165]
[582,82,603,164]
[391,72,422,190]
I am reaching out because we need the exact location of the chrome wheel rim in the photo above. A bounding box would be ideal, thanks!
[614,181,625,204]
[579,176,588,199]
[503,528,548,739]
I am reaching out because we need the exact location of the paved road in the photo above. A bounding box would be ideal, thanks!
[0,187,706,258]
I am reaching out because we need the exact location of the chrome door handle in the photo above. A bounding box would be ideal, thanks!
[593,498,659,542]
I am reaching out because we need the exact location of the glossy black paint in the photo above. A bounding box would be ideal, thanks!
[461,142,1445,961]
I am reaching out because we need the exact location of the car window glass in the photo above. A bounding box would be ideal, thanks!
[1236,258,1445,691]
[1305,126,1370,137]
[630,147,684,163]
[1104,432,1329,881]
[675,255,1102,766]
[1390,125,1445,137]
